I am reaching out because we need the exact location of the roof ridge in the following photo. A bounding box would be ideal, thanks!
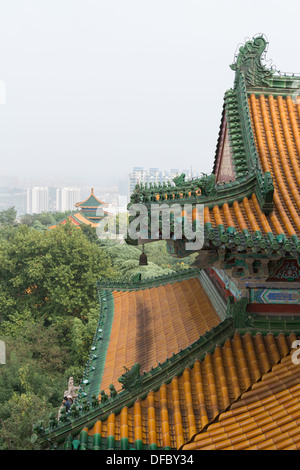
[78,290,115,401]
[47,212,77,228]
[96,267,202,291]
[231,34,300,93]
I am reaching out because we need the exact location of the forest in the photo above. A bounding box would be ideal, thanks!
[0,207,196,449]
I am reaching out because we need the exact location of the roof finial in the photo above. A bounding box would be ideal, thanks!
[230,34,274,87]
[91,188,94,195]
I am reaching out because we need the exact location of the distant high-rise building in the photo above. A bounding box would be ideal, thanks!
[26,187,49,214]
[56,187,81,212]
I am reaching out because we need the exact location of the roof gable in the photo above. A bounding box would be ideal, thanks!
[214,115,236,183]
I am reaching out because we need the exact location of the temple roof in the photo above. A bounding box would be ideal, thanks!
[91,332,299,451]
[38,270,300,449]
[97,277,221,394]
[48,212,99,229]
[126,35,300,259]
[42,311,298,449]
[36,35,300,452]
[75,188,108,209]
[48,188,109,229]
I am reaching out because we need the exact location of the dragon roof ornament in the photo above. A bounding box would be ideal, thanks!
[230,34,276,87]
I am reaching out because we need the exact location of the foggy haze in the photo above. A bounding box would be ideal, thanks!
[0,0,299,186]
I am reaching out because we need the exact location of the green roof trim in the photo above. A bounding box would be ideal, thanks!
[248,315,300,333]
[80,209,106,217]
[46,212,78,227]
[97,267,202,291]
[77,290,115,400]
[76,195,103,207]
[224,90,249,177]
[37,317,235,447]
[230,34,275,88]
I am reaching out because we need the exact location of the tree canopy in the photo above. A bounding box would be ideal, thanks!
[0,222,116,336]
[0,217,197,449]
[0,222,117,449]
[19,210,73,228]
[0,207,17,226]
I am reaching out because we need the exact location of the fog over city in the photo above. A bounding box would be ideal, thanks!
[0,0,299,211]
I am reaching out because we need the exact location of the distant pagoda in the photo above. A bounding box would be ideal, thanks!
[49,188,109,228]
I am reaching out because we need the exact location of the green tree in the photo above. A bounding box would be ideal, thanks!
[68,307,100,366]
[119,259,173,281]
[140,240,197,271]
[104,243,141,262]
[80,224,99,244]
[19,213,35,226]
[34,212,55,226]
[0,321,75,450]
[19,211,73,227]
[32,220,47,232]
[0,222,116,336]
[0,207,17,226]
[97,240,176,280]
[51,210,73,223]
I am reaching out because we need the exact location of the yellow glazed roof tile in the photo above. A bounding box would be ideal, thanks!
[182,351,300,450]
[206,95,300,239]
[83,331,297,450]
[99,278,221,393]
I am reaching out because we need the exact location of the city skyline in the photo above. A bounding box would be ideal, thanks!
[0,165,201,215]
[1,1,300,185]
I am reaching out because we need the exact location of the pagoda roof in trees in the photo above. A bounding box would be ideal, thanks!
[127,34,300,260]
[75,188,109,209]
[48,211,109,229]
[48,188,109,229]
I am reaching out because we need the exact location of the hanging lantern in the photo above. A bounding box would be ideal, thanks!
[139,245,148,266]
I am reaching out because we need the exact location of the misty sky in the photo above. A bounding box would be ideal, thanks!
[0,0,299,185]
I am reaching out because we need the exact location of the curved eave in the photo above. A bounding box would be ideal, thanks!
[74,188,108,209]
[40,328,299,449]
[39,318,234,447]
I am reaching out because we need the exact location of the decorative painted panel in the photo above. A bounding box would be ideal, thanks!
[250,288,300,304]
[267,258,300,282]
